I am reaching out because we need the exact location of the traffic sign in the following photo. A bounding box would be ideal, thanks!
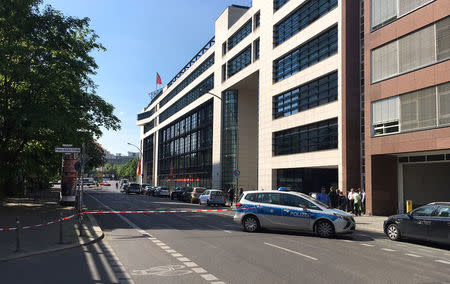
[233,169,240,177]
[55,147,80,153]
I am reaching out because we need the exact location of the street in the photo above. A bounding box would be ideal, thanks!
[0,183,448,284]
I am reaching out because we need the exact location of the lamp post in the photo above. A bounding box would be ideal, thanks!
[200,89,238,204]
[127,142,143,184]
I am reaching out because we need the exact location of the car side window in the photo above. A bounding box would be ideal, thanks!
[257,193,281,205]
[282,194,301,207]
[245,193,257,202]
[298,197,321,210]
[411,205,436,217]
[435,206,450,217]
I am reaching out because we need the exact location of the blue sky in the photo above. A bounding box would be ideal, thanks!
[42,0,252,155]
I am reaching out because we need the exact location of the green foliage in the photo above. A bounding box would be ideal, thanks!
[0,0,121,196]
[117,157,138,180]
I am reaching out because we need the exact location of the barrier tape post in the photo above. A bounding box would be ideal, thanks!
[78,213,84,237]
[15,216,20,252]
[59,213,63,244]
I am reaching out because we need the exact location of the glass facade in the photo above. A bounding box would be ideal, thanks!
[277,168,338,194]
[273,0,338,46]
[160,54,214,108]
[273,118,338,156]
[274,0,290,11]
[254,38,260,61]
[222,90,239,191]
[227,45,252,78]
[158,100,213,189]
[159,74,214,123]
[273,71,338,119]
[143,134,154,184]
[273,26,338,82]
[144,119,155,134]
[228,20,252,51]
[137,106,155,121]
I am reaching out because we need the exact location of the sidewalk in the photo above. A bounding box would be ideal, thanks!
[0,193,103,262]
[354,215,386,233]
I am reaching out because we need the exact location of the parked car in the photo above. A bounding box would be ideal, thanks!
[142,185,153,195]
[120,179,130,189]
[199,189,226,206]
[189,187,207,204]
[180,188,194,202]
[384,202,450,245]
[99,181,111,186]
[154,186,170,197]
[234,190,355,237]
[171,187,187,200]
[82,178,95,187]
[126,183,142,194]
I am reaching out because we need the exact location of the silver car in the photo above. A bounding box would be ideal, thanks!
[234,190,355,238]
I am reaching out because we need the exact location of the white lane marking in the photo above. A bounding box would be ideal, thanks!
[435,260,450,265]
[211,282,226,284]
[183,262,198,267]
[161,246,171,249]
[192,267,207,273]
[177,257,191,262]
[201,274,219,281]
[360,244,374,247]
[405,253,422,258]
[156,243,166,246]
[264,242,318,261]
[381,248,396,252]
[342,239,354,243]
[83,248,101,281]
[207,225,232,234]
[166,249,177,253]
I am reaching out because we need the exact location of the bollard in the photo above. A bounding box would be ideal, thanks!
[15,216,20,252]
[59,213,63,244]
[78,214,84,237]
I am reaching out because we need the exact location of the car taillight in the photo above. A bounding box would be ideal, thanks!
[209,194,212,199]
[236,202,242,207]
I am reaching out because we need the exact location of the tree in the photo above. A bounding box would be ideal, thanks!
[117,157,138,180]
[0,0,120,196]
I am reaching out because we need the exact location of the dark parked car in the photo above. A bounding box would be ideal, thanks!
[384,202,450,245]
[126,183,142,195]
[180,188,194,202]
[190,187,207,204]
[171,187,187,200]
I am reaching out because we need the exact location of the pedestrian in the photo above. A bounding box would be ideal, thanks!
[361,188,366,215]
[328,186,338,208]
[316,187,331,207]
[347,188,355,213]
[116,182,118,189]
[338,190,347,211]
[228,187,235,206]
[354,189,362,216]
[238,187,243,199]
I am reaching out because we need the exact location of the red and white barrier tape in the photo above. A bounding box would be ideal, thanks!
[0,208,234,231]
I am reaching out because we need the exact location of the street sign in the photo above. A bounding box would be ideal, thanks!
[62,144,73,147]
[97,173,103,178]
[233,169,240,177]
[55,147,81,153]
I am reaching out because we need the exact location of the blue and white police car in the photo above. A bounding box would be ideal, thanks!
[234,190,355,238]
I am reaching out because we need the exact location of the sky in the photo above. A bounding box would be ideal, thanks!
[42,0,252,155]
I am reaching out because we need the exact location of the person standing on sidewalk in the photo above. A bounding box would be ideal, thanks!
[354,189,362,216]
[338,190,347,211]
[361,188,366,215]
[228,187,235,206]
[316,187,331,207]
[347,188,355,213]
[328,186,338,208]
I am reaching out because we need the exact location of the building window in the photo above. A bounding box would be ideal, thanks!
[159,74,214,123]
[371,0,434,30]
[273,118,338,156]
[222,42,227,56]
[273,0,338,47]
[253,38,260,61]
[254,11,260,29]
[274,0,290,11]
[137,106,155,121]
[222,64,227,82]
[160,54,214,108]
[372,81,450,136]
[371,17,450,83]
[273,26,337,82]
[228,20,252,51]
[144,119,155,134]
[227,45,252,78]
[273,71,338,119]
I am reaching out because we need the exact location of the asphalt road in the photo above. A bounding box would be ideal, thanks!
[1,182,449,284]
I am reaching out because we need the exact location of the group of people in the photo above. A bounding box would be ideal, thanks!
[316,186,366,216]
[227,187,243,206]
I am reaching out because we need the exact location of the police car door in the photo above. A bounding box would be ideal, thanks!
[256,193,284,229]
[281,193,311,230]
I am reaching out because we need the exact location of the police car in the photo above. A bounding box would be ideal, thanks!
[234,190,355,238]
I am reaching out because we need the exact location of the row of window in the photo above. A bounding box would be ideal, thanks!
[160,128,212,159]
[273,118,338,156]
[371,16,450,83]
[228,20,252,51]
[144,119,155,134]
[273,26,338,82]
[371,0,434,30]
[137,106,155,121]
[273,0,337,46]
[273,71,338,119]
[158,150,212,176]
[227,45,252,78]
[159,74,214,123]
[162,102,213,143]
[372,81,450,136]
[160,54,214,108]
[274,0,290,11]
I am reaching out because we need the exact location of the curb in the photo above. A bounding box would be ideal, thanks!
[0,213,104,262]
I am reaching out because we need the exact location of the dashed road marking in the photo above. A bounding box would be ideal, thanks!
[166,249,177,253]
[192,267,207,273]
[435,260,450,265]
[342,239,354,243]
[360,244,374,247]
[381,248,396,252]
[184,262,198,267]
[405,253,422,258]
[172,253,183,257]
[177,257,191,262]
[211,282,226,284]
[201,274,219,281]
[264,242,318,261]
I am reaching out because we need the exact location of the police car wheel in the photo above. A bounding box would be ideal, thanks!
[316,220,334,238]
[387,224,401,241]
[243,215,260,232]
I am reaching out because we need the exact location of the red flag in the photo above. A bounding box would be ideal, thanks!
[136,159,141,176]
[156,73,162,85]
